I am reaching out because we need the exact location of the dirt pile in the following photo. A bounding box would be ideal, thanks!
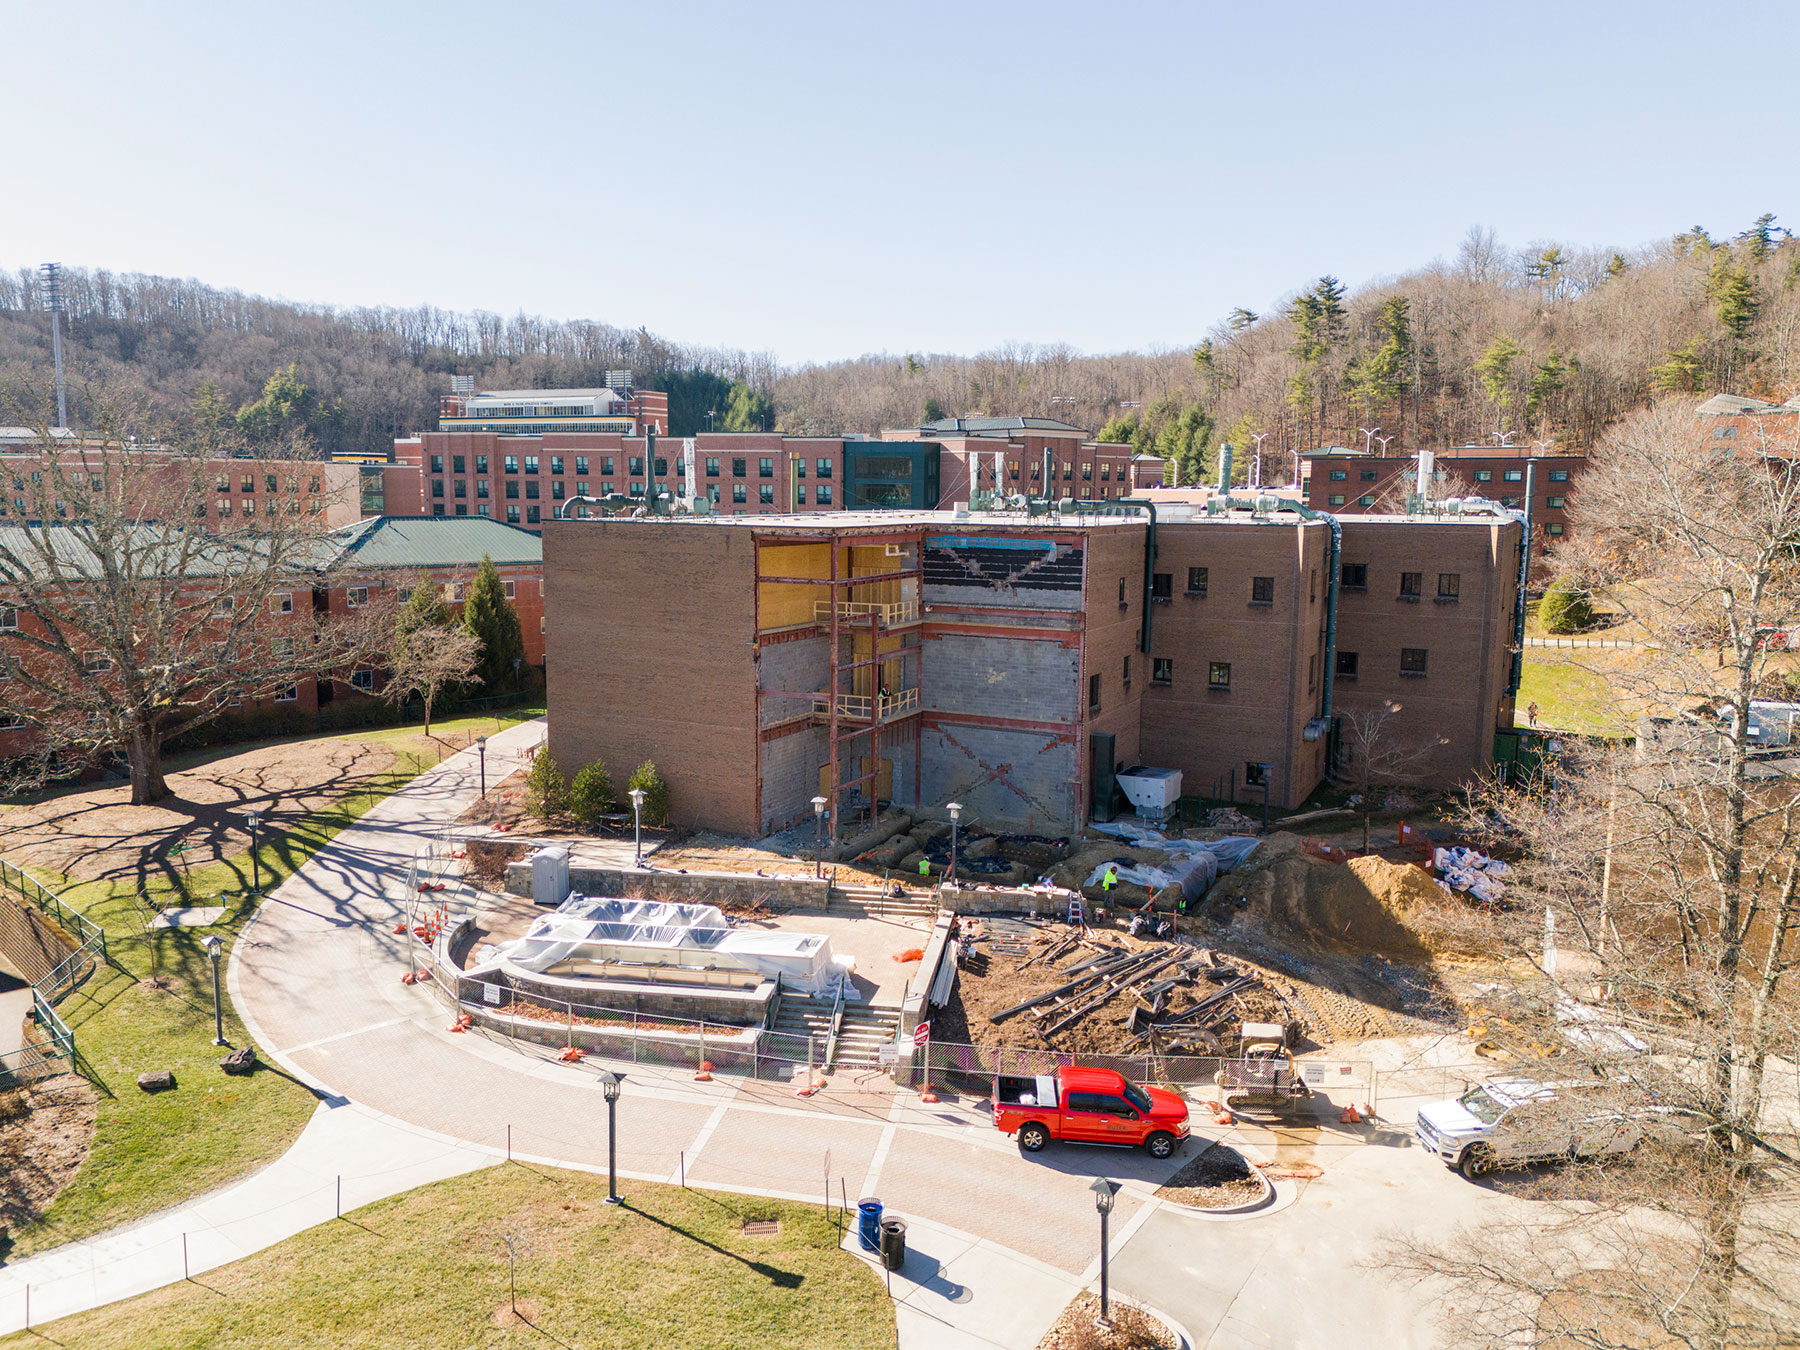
[1204,833,1455,964]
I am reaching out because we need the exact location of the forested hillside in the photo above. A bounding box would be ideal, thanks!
[3,216,1794,479]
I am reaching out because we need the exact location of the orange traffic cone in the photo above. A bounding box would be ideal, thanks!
[1214,1109,1234,1126]
[694,1059,714,1082]
[919,1084,939,1104]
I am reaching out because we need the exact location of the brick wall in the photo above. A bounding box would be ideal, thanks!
[544,520,760,834]
[1335,519,1520,788]
[1141,519,1330,809]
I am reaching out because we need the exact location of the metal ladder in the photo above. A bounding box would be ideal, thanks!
[1068,896,1086,926]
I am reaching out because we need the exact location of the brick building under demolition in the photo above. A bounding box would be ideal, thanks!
[543,499,1523,839]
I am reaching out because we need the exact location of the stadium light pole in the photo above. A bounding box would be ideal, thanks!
[39,263,68,430]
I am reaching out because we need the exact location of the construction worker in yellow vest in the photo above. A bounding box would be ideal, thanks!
[919,857,931,877]
[1102,866,1117,891]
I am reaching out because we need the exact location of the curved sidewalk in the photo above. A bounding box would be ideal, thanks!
[6,723,1479,1347]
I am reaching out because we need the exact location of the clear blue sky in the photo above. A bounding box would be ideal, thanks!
[8,0,1793,366]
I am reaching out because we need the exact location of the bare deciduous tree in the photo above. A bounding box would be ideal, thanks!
[1386,401,1800,1349]
[1337,699,1443,853]
[0,383,389,803]
[384,623,481,741]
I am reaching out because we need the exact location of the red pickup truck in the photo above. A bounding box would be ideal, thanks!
[994,1066,1191,1159]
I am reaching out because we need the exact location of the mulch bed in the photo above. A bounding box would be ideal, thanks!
[1153,1141,1266,1209]
[1036,1293,1176,1350]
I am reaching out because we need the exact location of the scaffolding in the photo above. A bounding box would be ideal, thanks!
[755,529,926,842]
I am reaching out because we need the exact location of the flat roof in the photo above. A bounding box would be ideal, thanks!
[551,507,1151,531]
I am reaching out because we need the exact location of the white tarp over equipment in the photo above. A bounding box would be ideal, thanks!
[476,895,843,996]
[1083,827,1263,902]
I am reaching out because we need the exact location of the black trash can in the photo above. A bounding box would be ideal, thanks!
[879,1216,907,1271]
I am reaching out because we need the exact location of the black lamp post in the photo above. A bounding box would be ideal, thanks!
[204,933,226,1046]
[598,1068,626,1204]
[245,811,263,894]
[811,795,828,879]
[476,735,488,799]
[1090,1177,1120,1327]
[629,788,645,868]
[946,801,963,886]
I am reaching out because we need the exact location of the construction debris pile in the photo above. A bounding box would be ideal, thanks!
[948,919,1302,1056]
[839,811,1073,885]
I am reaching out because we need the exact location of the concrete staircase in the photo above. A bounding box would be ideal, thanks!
[771,993,834,1047]
[827,884,940,921]
[832,1003,902,1068]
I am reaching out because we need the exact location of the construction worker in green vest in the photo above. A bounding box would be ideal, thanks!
[919,857,931,877]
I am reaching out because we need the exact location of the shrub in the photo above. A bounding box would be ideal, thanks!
[568,760,615,827]
[1539,576,1595,634]
[627,760,669,826]
[525,747,570,820]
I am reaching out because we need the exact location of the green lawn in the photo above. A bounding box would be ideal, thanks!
[1516,652,1631,736]
[0,1169,895,1350]
[3,710,538,1258]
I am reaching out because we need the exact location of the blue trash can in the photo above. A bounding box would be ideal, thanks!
[857,1198,884,1252]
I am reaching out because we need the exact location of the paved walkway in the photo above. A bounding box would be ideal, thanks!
[4,721,1519,1345]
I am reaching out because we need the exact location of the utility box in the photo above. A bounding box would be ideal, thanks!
[1115,766,1182,824]
[529,846,570,908]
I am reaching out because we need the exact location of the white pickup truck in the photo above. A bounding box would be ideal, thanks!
[1414,1078,1641,1180]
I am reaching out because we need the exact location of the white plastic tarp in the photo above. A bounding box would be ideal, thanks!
[1085,852,1215,902]
[480,895,841,995]
[1434,847,1510,903]
[1088,821,1260,875]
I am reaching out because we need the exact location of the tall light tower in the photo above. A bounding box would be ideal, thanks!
[39,263,68,430]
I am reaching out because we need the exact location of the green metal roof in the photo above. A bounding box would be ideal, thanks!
[325,516,543,571]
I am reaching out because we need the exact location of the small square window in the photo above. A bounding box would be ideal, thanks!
[1151,573,1173,601]
[1473,470,1492,482]
[817,484,832,505]
[453,455,465,474]
[1546,522,1565,536]
[525,481,540,499]
[706,457,720,478]
[759,458,774,478]
[1328,494,1346,506]
[275,684,299,703]
[1399,572,1422,598]
[1503,469,1523,482]
[733,458,747,477]
[1359,495,1375,507]
[1245,761,1267,786]
[1152,657,1173,686]
[503,579,515,599]
[1336,650,1359,679]
[0,607,15,631]
[1437,573,1460,599]
[477,502,490,517]
[1251,576,1274,604]
[1400,647,1429,675]
[759,484,775,504]
[527,506,540,523]
[1329,469,1348,481]
[796,486,807,505]
[346,586,369,608]
[271,593,293,614]
[550,456,563,475]
[1360,469,1378,481]
[507,505,520,523]
[1547,495,1565,509]
[351,668,375,692]
[576,457,589,475]
[732,484,747,503]
[525,456,539,474]
[477,455,489,474]
[1548,469,1569,482]
[1186,567,1207,595]
[1208,661,1231,690]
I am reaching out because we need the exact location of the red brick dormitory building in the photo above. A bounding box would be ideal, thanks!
[542,502,1522,839]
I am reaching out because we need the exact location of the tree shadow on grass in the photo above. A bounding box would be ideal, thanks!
[624,1202,805,1289]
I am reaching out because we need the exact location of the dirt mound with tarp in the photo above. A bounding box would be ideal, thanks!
[1203,833,1464,964]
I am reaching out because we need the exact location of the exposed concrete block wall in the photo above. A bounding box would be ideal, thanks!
[504,859,832,912]
[757,634,829,729]
[1335,518,1521,788]
[761,725,830,832]
[544,520,760,835]
[921,723,1077,832]
[922,634,1079,722]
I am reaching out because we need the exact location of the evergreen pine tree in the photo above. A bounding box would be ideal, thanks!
[397,570,453,638]
[462,555,526,691]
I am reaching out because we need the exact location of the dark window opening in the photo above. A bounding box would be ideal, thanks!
[1400,571,1422,598]
[1151,573,1173,602]
[1336,651,1359,679]
[1251,576,1274,604]
[1401,647,1429,675]
[1186,567,1208,595]
[1208,661,1231,690]
[1153,657,1172,685]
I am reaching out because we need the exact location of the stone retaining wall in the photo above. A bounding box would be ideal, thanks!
[504,860,833,913]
